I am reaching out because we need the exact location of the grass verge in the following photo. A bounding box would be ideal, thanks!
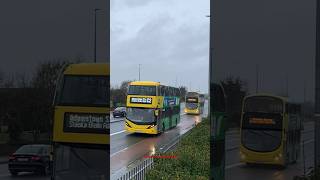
[146,118,210,180]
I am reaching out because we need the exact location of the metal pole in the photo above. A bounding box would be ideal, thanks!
[138,64,141,81]
[94,9,97,63]
[315,0,320,174]
[286,74,289,97]
[209,9,225,179]
[256,64,259,93]
[303,81,306,119]
[303,140,306,177]
[175,77,178,87]
[94,9,101,63]
[304,81,306,103]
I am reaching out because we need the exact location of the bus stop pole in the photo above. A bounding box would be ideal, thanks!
[315,0,320,176]
[209,1,225,179]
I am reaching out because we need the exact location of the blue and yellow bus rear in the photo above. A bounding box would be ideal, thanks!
[184,92,205,115]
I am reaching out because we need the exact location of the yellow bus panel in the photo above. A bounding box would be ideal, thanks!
[129,81,160,86]
[184,108,200,115]
[240,144,285,165]
[125,119,158,134]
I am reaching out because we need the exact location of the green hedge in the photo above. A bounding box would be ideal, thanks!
[146,118,210,179]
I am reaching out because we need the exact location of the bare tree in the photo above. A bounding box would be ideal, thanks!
[15,72,30,88]
[3,74,14,88]
[220,76,248,128]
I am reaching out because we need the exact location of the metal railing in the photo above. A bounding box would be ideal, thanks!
[114,158,154,180]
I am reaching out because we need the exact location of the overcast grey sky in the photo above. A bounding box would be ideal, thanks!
[111,0,210,93]
[0,0,107,78]
[111,0,316,102]
[212,0,316,102]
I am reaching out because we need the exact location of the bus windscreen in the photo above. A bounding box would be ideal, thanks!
[128,85,156,96]
[58,75,108,107]
[244,96,283,114]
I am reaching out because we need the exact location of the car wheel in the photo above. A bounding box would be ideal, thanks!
[10,171,18,176]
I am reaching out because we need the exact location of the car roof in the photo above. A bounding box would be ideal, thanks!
[21,144,50,148]
[115,107,125,109]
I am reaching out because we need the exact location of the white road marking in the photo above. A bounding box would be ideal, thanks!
[302,139,314,145]
[111,130,126,136]
[110,147,128,157]
[226,162,244,169]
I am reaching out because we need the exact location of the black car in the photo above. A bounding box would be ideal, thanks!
[8,144,52,176]
[113,107,126,118]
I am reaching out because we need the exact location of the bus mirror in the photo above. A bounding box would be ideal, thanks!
[154,110,159,116]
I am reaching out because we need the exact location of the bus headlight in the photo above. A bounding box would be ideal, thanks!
[274,153,282,162]
[147,125,155,129]
[240,152,246,160]
[126,121,131,128]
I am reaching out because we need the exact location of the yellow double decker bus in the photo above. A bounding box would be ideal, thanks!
[240,94,301,167]
[184,92,205,115]
[52,63,109,180]
[125,81,180,134]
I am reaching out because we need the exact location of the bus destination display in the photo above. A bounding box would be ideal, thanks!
[186,98,198,103]
[242,113,282,130]
[63,113,109,134]
[130,97,152,104]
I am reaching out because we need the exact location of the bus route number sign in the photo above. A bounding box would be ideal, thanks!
[63,113,109,134]
[130,97,152,104]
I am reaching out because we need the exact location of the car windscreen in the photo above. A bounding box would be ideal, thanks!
[58,75,109,107]
[115,107,125,111]
[15,145,43,154]
[186,103,198,110]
